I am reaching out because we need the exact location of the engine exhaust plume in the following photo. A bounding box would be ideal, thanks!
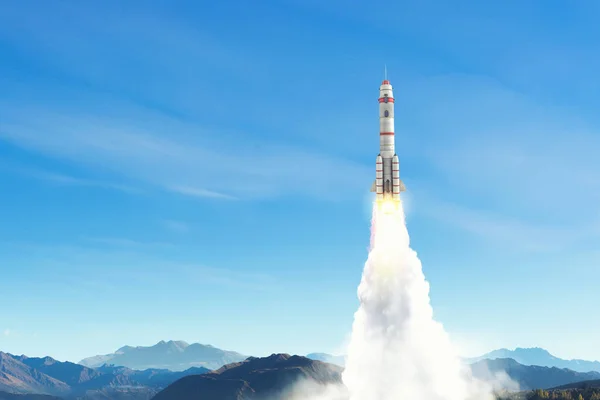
[341,202,493,400]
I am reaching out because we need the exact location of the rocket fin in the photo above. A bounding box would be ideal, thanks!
[370,179,377,192]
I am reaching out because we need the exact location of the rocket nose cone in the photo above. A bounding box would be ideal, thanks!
[382,79,390,85]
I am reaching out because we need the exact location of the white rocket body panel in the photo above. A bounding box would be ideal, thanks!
[392,154,401,201]
[370,77,405,204]
[382,157,392,194]
[376,155,384,200]
[379,83,395,159]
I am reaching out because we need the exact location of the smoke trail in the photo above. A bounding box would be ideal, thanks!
[341,202,492,400]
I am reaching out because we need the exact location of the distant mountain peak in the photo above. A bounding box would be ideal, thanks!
[153,340,189,352]
[116,345,135,354]
[79,340,247,371]
[167,340,189,351]
[515,347,553,354]
[265,353,291,362]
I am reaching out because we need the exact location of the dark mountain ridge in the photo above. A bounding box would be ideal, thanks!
[13,356,103,387]
[0,353,69,395]
[153,353,343,400]
[552,379,600,390]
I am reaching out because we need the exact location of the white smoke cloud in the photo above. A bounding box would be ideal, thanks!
[277,380,347,400]
[341,204,471,400]
[466,361,521,394]
[288,201,518,400]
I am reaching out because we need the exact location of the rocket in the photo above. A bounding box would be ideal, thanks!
[370,77,406,204]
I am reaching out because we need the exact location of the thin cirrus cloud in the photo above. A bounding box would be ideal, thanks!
[415,193,599,253]
[396,74,600,252]
[0,240,277,293]
[162,219,190,234]
[168,186,238,200]
[1,3,370,203]
[83,237,175,249]
[415,75,600,217]
[0,1,273,122]
[5,165,139,194]
[0,105,371,202]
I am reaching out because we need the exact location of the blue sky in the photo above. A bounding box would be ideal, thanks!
[1,0,600,363]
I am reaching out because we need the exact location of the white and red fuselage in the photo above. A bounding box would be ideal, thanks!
[370,79,405,203]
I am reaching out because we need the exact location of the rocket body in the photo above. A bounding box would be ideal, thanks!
[370,78,405,204]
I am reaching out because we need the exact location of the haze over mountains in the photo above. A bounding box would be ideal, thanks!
[308,347,600,372]
[78,341,247,371]
[471,358,600,391]
[3,342,600,399]
[466,348,600,373]
[305,353,346,367]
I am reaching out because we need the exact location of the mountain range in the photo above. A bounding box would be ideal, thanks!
[0,351,210,399]
[3,343,600,399]
[78,341,246,372]
[466,348,600,373]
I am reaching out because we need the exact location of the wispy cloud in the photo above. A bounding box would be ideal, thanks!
[83,237,175,248]
[38,172,138,193]
[399,74,600,251]
[168,186,237,200]
[3,329,10,337]
[0,107,370,202]
[1,241,278,293]
[415,192,599,253]
[0,1,372,203]
[0,1,271,105]
[163,219,190,233]
[0,162,139,193]
[166,263,278,291]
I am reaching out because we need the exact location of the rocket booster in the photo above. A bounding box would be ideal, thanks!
[370,78,406,203]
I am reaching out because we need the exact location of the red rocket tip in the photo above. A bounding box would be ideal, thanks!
[382,79,390,85]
